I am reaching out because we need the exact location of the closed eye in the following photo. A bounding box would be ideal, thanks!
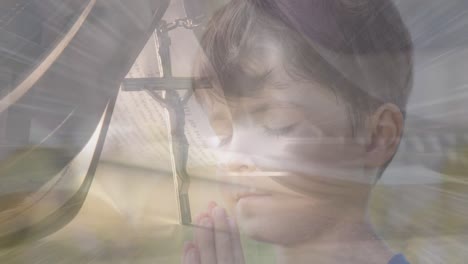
[262,123,298,137]
[217,135,232,148]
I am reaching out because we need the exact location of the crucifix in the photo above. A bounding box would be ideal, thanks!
[122,15,205,225]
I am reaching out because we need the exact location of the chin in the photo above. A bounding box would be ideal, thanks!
[233,195,324,247]
[237,217,305,247]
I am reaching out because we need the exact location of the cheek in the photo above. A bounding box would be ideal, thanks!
[252,135,366,174]
[286,136,366,165]
[235,196,339,246]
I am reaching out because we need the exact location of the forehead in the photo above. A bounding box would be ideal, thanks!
[195,57,351,137]
[195,34,342,116]
[224,40,338,107]
[243,84,338,116]
[238,36,284,74]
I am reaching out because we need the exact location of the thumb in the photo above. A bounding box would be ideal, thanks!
[183,242,200,264]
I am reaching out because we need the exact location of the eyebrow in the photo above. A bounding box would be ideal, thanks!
[249,101,301,116]
[250,104,270,116]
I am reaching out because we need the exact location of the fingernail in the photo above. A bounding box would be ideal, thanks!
[201,217,212,228]
[208,201,217,210]
[183,241,194,253]
[187,247,197,262]
[196,212,209,223]
[213,206,226,219]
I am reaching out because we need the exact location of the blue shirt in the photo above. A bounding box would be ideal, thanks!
[388,254,410,264]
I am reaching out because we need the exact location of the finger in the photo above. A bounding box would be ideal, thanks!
[195,201,218,224]
[228,217,245,264]
[183,241,194,254]
[212,206,235,264]
[183,243,201,264]
[195,212,210,223]
[195,217,217,264]
[208,201,218,212]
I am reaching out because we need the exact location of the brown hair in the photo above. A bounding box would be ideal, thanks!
[194,0,413,132]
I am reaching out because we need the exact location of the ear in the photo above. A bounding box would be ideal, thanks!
[364,103,404,168]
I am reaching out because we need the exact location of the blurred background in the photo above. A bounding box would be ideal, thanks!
[0,0,468,263]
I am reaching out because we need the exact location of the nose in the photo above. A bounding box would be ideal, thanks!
[219,151,257,173]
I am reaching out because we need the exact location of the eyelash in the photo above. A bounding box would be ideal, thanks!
[217,136,232,147]
[262,124,298,137]
[215,123,298,145]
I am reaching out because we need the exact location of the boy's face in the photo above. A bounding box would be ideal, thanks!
[198,44,377,246]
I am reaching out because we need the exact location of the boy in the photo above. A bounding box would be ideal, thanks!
[184,0,413,263]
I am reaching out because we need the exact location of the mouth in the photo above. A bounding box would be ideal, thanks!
[221,169,365,202]
[222,171,290,177]
[234,188,272,202]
